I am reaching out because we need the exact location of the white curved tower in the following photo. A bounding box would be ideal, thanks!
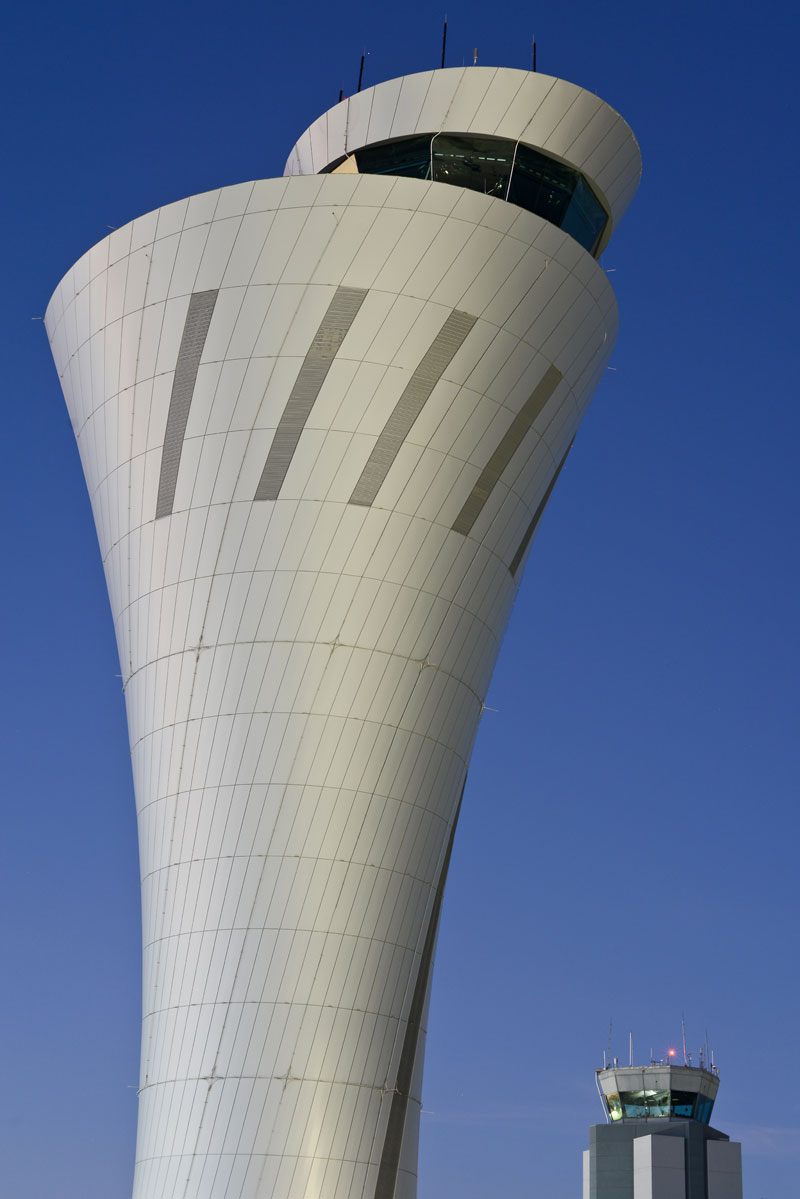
[45,67,640,1199]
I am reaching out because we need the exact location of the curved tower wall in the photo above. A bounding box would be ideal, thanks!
[45,69,639,1199]
[285,66,640,251]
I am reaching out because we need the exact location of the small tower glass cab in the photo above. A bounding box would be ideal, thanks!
[598,1061,719,1125]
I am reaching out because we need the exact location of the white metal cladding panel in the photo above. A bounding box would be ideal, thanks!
[122,647,482,768]
[389,73,434,140]
[118,567,485,694]
[46,169,621,1198]
[285,67,641,232]
[58,195,616,625]
[137,781,450,886]
[366,76,404,146]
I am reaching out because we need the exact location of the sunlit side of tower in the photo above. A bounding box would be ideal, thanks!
[46,67,640,1199]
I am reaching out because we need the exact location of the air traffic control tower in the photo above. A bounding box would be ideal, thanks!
[585,1058,743,1199]
[47,65,640,1199]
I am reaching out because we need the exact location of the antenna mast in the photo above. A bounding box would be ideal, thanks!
[682,1014,687,1066]
[441,17,447,69]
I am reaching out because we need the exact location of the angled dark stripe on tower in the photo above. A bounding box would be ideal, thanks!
[374,784,465,1199]
[155,290,218,518]
[350,309,477,507]
[254,285,367,501]
[452,363,563,536]
[510,441,574,576]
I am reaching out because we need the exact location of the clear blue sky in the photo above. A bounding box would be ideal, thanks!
[1,1,797,1196]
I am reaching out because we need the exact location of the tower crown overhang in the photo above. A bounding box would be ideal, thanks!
[284,66,641,255]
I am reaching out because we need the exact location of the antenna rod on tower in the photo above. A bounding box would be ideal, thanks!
[357,53,365,93]
[532,37,537,72]
[338,88,344,103]
[682,1014,687,1065]
[441,17,447,69]
[473,47,479,65]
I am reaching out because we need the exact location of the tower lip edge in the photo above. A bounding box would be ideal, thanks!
[44,172,620,337]
[282,65,642,239]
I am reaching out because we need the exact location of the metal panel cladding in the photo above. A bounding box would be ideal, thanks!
[45,67,639,1199]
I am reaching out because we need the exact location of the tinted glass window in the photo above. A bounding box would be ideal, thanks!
[611,1089,715,1121]
[561,175,608,258]
[620,1091,648,1118]
[645,1090,671,1118]
[671,1091,698,1119]
[431,133,513,201]
[507,147,574,229]
[332,133,609,256]
[350,134,432,179]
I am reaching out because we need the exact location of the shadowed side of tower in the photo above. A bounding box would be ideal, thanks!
[45,67,640,1199]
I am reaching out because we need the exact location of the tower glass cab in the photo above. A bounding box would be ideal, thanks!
[326,134,610,254]
[599,1063,719,1124]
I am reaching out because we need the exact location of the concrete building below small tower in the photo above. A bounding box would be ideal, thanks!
[584,1058,742,1198]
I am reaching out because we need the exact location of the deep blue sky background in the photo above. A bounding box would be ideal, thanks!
[1,1,798,1195]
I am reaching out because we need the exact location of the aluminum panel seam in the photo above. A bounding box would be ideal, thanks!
[154,289,218,519]
[451,362,563,536]
[254,285,368,501]
[509,439,573,576]
[349,309,477,508]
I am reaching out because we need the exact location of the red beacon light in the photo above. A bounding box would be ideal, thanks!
[668,1049,677,1057]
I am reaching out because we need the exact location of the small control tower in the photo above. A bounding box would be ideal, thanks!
[584,1051,742,1198]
